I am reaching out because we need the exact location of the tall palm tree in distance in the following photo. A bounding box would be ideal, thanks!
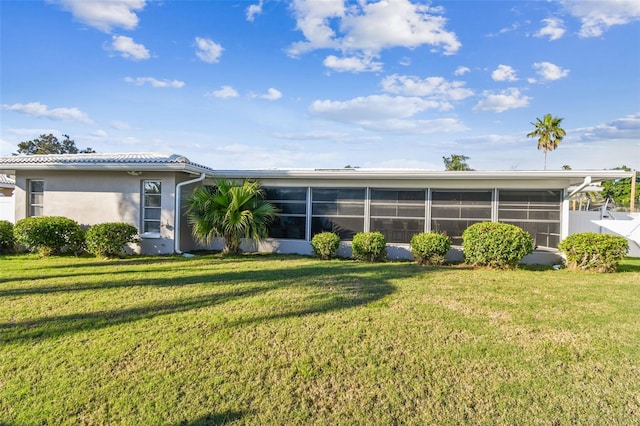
[526,114,566,170]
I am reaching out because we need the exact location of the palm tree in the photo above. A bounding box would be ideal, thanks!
[443,154,473,171]
[186,178,278,255]
[526,114,566,170]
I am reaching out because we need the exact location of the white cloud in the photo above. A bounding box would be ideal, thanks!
[108,35,150,60]
[210,85,239,99]
[310,95,440,122]
[381,75,473,103]
[246,0,263,22]
[323,55,383,73]
[287,0,346,55]
[454,66,470,76]
[473,88,531,113]
[561,0,640,38]
[110,120,131,130]
[256,88,282,101]
[354,117,468,134]
[340,0,461,54]
[306,94,468,134]
[195,37,224,63]
[534,18,566,41]
[90,129,108,138]
[487,22,520,37]
[1,102,94,124]
[273,130,350,140]
[288,0,460,68]
[124,77,185,88]
[491,64,518,82]
[56,0,146,32]
[0,137,15,156]
[532,62,570,81]
[576,112,640,141]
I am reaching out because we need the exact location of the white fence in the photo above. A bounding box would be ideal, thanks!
[569,210,640,257]
[0,196,14,223]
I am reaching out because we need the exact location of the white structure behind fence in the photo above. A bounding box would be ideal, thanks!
[569,211,640,257]
[0,196,15,223]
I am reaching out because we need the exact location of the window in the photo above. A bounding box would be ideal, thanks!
[28,179,44,217]
[431,191,492,245]
[264,187,307,240]
[498,190,561,248]
[370,189,425,243]
[142,180,162,235]
[311,188,365,240]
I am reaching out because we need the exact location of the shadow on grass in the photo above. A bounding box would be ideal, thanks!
[176,410,247,425]
[616,257,640,273]
[1,258,410,297]
[0,261,424,344]
[0,253,314,284]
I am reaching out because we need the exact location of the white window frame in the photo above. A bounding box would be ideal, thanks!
[141,180,162,238]
[28,179,44,217]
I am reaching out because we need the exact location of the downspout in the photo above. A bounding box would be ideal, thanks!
[562,176,591,241]
[566,176,591,199]
[174,173,206,254]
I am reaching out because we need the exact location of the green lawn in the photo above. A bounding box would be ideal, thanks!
[1,254,639,425]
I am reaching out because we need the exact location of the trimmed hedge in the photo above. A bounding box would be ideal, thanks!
[86,222,139,258]
[558,232,628,273]
[462,222,533,269]
[0,220,14,254]
[410,232,451,265]
[351,231,387,262]
[14,216,85,256]
[311,232,341,260]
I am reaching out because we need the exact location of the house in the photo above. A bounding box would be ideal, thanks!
[0,174,14,197]
[0,174,15,223]
[0,153,634,262]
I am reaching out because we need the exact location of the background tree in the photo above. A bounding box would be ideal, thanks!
[562,165,572,170]
[15,134,95,155]
[601,166,638,208]
[187,179,278,255]
[443,154,473,171]
[526,114,566,170]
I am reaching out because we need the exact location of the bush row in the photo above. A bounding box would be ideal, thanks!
[3,218,629,271]
[4,216,138,258]
[310,224,628,272]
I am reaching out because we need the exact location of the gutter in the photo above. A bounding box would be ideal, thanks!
[174,173,206,254]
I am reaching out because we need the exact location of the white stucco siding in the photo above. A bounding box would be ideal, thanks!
[13,170,180,254]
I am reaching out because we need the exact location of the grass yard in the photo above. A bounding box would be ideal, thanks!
[1,254,639,425]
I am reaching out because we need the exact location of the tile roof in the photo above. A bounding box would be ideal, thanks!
[0,174,14,185]
[3,152,189,164]
[0,153,215,174]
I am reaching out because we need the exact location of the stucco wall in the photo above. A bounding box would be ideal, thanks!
[13,170,181,254]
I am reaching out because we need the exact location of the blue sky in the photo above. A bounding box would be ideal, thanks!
[1,0,639,170]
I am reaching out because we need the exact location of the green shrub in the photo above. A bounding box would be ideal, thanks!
[311,232,341,260]
[462,222,533,269]
[351,231,387,262]
[85,222,139,258]
[558,232,628,273]
[410,232,451,265]
[14,216,85,256]
[0,220,15,254]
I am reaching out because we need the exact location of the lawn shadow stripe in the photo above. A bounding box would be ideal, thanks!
[0,262,422,343]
